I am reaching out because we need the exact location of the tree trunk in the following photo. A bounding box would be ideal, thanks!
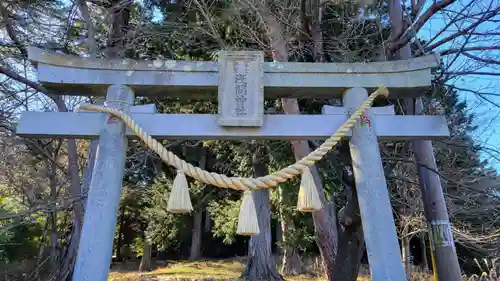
[332,166,364,281]
[58,216,81,281]
[50,212,58,265]
[115,207,125,261]
[402,236,411,281]
[57,105,99,280]
[281,247,305,276]
[49,156,58,267]
[421,234,429,272]
[275,217,282,255]
[388,1,461,281]
[81,98,103,204]
[189,209,203,260]
[311,0,325,62]
[139,241,152,272]
[333,224,364,281]
[204,209,211,232]
[34,221,48,278]
[288,138,338,280]
[278,186,306,275]
[189,147,206,260]
[104,1,131,59]
[262,12,338,281]
[241,147,285,281]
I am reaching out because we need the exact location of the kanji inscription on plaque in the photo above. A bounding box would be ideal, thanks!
[218,51,264,127]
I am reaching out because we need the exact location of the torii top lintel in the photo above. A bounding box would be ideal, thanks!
[28,46,440,99]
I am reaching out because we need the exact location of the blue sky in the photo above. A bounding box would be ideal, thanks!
[418,1,499,171]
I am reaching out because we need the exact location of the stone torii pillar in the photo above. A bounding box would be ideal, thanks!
[72,85,132,281]
[333,87,406,280]
[73,86,155,281]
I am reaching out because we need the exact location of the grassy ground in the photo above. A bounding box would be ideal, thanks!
[108,259,499,281]
[108,259,376,281]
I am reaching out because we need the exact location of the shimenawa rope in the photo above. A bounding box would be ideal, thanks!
[79,86,389,191]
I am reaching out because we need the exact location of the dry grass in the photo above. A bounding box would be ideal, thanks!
[108,259,341,281]
[109,259,381,281]
[108,259,500,281]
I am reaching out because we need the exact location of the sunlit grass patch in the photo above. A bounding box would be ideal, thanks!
[108,259,498,281]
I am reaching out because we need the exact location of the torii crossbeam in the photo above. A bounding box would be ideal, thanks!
[28,46,439,98]
[17,108,448,140]
[17,48,447,281]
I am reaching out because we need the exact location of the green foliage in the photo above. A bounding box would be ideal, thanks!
[0,223,42,262]
[144,175,192,251]
[207,198,241,245]
[0,228,13,263]
[0,197,43,263]
[130,236,145,257]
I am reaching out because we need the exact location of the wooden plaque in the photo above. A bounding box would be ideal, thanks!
[218,51,264,127]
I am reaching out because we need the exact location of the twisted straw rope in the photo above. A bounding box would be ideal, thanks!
[79,87,389,191]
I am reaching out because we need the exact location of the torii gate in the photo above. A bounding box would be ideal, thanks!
[17,48,447,281]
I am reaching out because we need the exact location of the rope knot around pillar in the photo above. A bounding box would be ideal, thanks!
[103,99,132,111]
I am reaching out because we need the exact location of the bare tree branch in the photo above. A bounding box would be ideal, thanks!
[443,71,500,76]
[0,2,28,58]
[0,64,49,95]
[388,0,457,53]
[425,6,500,52]
[77,0,98,57]
[440,45,500,56]
[0,63,84,226]
[462,52,500,65]
[423,1,476,47]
